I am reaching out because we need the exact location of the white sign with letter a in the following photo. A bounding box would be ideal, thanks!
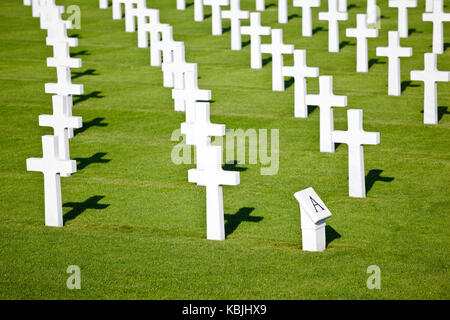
[294,187,332,252]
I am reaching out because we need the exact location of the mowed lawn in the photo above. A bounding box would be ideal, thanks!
[0,0,449,299]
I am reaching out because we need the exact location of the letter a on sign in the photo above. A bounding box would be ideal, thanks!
[309,196,325,213]
[294,187,332,223]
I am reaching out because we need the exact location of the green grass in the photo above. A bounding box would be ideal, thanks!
[0,0,449,299]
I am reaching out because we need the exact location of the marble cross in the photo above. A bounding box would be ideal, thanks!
[319,0,348,52]
[47,41,82,70]
[423,0,450,54]
[125,0,152,33]
[411,53,450,124]
[278,0,288,24]
[346,14,379,72]
[26,135,77,227]
[99,0,108,9]
[293,0,321,37]
[332,109,380,198]
[306,76,347,152]
[282,49,319,118]
[203,0,230,36]
[261,29,294,91]
[338,0,347,12]
[256,0,265,11]
[177,0,186,10]
[112,0,139,20]
[24,0,32,5]
[222,0,250,50]
[39,96,82,163]
[162,43,197,90]
[366,0,378,26]
[241,12,271,69]
[137,9,167,49]
[388,0,417,38]
[150,25,182,68]
[172,70,211,113]
[45,67,84,96]
[46,17,77,47]
[376,31,412,96]
[194,0,205,21]
[425,0,433,12]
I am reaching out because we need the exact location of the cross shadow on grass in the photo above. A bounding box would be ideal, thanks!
[262,56,272,67]
[284,77,294,89]
[365,169,394,194]
[308,105,318,115]
[368,58,385,69]
[74,117,108,136]
[265,3,276,9]
[71,50,90,57]
[312,27,325,35]
[408,28,423,36]
[72,69,99,80]
[223,160,247,172]
[63,196,109,224]
[75,152,111,171]
[288,14,299,21]
[401,80,420,93]
[339,41,355,50]
[241,40,250,48]
[347,4,359,10]
[326,225,341,247]
[73,91,104,105]
[224,207,263,237]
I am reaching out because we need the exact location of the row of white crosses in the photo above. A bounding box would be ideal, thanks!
[174,1,381,198]
[23,0,84,226]
[100,0,240,241]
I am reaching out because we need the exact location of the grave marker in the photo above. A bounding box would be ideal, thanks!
[261,29,294,91]
[278,0,288,24]
[241,12,271,69]
[27,135,77,227]
[376,31,412,96]
[411,53,450,124]
[204,0,230,36]
[388,0,417,38]
[423,0,450,54]
[172,70,211,112]
[319,0,348,52]
[294,187,332,252]
[332,109,380,198]
[293,0,321,37]
[306,76,347,152]
[346,14,379,72]
[222,0,250,50]
[282,50,319,118]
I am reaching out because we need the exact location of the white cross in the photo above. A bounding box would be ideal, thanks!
[256,0,265,11]
[162,43,197,90]
[425,0,433,12]
[293,0,321,37]
[306,76,347,152]
[112,0,138,20]
[411,53,450,125]
[188,144,239,240]
[332,109,380,198]
[39,95,82,163]
[99,0,108,9]
[194,0,204,21]
[177,0,186,10]
[278,0,288,24]
[282,50,319,118]
[261,29,294,91]
[318,0,348,52]
[39,4,68,30]
[204,0,230,36]
[367,0,378,25]
[137,9,167,49]
[24,0,32,5]
[376,31,412,96]
[27,135,77,227]
[338,0,347,12]
[125,0,152,33]
[45,67,84,96]
[241,12,271,69]
[172,70,211,113]
[346,14,379,72]
[181,102,225,148]
[46,18,78,47]
[150,25,180,67]
[47,41,82,70]
[388,0,417,38]
[423,0,450,54]
[222,0,250,50]
[31,0,57,18]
